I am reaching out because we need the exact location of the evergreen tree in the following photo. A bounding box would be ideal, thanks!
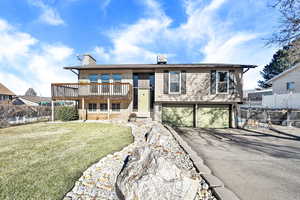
[25,88,37,96]
[258,48,291,88]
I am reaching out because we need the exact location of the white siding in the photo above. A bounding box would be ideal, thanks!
[262,93,300,109]
[272,66,300,94]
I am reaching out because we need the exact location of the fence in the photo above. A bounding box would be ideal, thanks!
[262,93,300,109]
[0,102,52,127]
[238,107,300,128]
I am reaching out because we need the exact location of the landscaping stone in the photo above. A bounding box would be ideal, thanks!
[64,121,216,200]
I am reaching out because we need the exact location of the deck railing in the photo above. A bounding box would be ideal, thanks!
[51,83,132,100]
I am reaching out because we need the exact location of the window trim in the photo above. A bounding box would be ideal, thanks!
[88,103,97,113]
[111,103,121,112]
[88,74,98,83]
[216,70,229,94]
[168,71,181,94]
[286,81,295,91]
[99,103,108,113]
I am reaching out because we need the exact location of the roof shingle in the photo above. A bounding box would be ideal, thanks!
[0,83,15,96]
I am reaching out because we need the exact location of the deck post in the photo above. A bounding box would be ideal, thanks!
[107,98,110,120]
[51,100,54,122]
[82,98,85,120]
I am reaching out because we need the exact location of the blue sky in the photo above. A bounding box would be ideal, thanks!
[0,0,280,96]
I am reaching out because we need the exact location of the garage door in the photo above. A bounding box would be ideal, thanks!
[197,105,230,128]
[162,104,194,127]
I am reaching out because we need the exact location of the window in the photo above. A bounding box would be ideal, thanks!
[217,71,228,93]
[169,71,181,94]
[89,74,98,93]
[88,103,97,112]
[287,82,295,91]
[89,74,98,82]
[112,74,122,94]
[100,103,108,112]
[112,103,121,112]
[101,74,110,94]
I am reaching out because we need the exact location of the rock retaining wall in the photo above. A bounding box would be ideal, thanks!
[64,122,216,200]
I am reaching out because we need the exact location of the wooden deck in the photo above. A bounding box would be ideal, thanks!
[51,82,132,101]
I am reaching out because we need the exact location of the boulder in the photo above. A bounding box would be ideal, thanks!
[116,126,199,200]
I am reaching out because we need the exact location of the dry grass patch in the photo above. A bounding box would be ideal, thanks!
[0,122,132,200]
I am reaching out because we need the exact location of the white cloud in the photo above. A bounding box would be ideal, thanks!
[92,0,277,89]
[94,0,172,63]
[94,46,111,62]
[202,33,259,63]
[100,0,112,11]
[29,0,65,26]
[0,19,37,64]
[0,18,74,96]
[0,73,31,95]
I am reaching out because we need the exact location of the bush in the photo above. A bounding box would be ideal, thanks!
[55,106,78,121]
[0,120,9,128]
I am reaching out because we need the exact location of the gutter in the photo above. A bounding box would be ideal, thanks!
[243,65,257,74]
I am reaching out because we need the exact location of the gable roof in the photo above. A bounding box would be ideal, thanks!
[18,96,51,103]
[266,62,300,84]
[0,83,15,96]
[64,63,257,70]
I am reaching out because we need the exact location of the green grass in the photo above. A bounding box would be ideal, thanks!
[0,122,133,200]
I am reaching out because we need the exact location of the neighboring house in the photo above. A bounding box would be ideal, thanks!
[262,62,300,109]
[0,83,15,101]
[13,96,52,106]
[242,89,273,107]
[267,62,300,94]
[51,55,256,128]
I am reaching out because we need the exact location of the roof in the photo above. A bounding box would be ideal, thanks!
[266,62,300,84]
[0,83,15,96]
[64,63,257,70]
[18,96,51,103]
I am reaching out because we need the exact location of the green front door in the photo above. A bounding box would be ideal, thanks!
[162,105,194,127]
[138,88,150,116]
[197,105,229,128]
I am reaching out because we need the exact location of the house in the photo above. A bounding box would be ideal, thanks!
[262,62,300,109]
[13,96,52,106]
[0,83,15,101]
[266,62,300,94]
[51,55,256,128]
[242,88,273,107]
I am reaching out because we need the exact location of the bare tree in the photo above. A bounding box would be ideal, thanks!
[266,0,300,67]
[268,0,300,45]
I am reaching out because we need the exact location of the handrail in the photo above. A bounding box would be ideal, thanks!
[51,82,131,86]
[51,82,132,100]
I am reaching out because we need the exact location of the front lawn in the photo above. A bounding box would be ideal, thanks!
[0,122,133,200]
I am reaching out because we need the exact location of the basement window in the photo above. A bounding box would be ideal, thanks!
[112,103,121,112]
[100,103,108,112]
[88,103,97,112]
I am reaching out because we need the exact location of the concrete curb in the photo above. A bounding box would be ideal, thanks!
[164,125,240,200]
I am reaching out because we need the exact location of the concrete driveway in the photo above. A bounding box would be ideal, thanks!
[176,126,300,200]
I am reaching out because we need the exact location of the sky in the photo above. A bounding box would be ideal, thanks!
[0,0,280,96]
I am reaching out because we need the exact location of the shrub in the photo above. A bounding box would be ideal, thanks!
[55,106,78,121]
[0,120,9,128]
